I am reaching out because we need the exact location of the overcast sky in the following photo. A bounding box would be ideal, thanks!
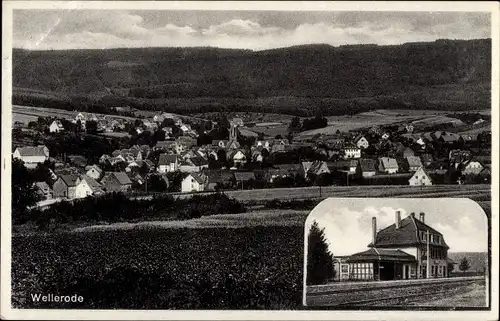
[13,10,491,50]
[305,198,488,256]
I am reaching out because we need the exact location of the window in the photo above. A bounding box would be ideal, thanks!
[341,264,348,273]
[416,175,419,179]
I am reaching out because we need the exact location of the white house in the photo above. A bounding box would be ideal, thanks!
[158,154,180,173]
[409,167,433,186]
[49,120,65,133]
[181,173,208,193]
[13,145,49,168]
[342,144,361,159]
[378,157,399,174]
[354,135,370,149]
[461,160,484,175]
[228,150,247,167]
[85,164,104,181]
[53,174,93,199]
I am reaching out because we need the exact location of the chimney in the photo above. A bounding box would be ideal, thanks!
[410,212,415,217]
[420,212,425,223]
[395,211,401,229]
[372,217,377,245]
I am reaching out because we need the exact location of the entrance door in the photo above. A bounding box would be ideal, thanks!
[404,265,410,279]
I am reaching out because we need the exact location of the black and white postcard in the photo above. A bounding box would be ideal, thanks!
[1,1,498,320]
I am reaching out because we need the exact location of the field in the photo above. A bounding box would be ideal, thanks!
[12,225,304,309]
[12,105,137,124]
[72,210,309,233]
[296,109,488,137]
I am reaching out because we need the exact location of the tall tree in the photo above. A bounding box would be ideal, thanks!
[307,221,335,285]
[459,257,471,272]
[12,159,42,224]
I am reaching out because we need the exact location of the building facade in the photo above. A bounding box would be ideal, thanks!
[336,211,450,282]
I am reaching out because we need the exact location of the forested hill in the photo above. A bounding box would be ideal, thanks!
[12,39,491,116]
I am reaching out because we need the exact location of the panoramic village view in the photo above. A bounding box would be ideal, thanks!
[9,9,492,310]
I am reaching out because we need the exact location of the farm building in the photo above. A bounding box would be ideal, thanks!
[181,173,208,193]
[13,145,50,168]
[49,120,65,133]
[330,160,358,174]
[266,164,302,182]
[408,167,433,186]
[53,174,93,199]
[338,211,450,281]
[101,172,132,192]
[378,157,399,174]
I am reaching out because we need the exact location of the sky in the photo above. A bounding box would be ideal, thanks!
[305,198,488,256]
[12,10,491,50]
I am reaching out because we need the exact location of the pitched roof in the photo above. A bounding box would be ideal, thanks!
[406,156,423,168]
[189,156,208,167]
[15,146,48,157]
[369,214,449,249]
[110,172,132,185]
[82,174,104,193]
[203,169,235,184]
[58,174,80,187]
[347,248,417,263]
[379,157,399,170]
[189,173,208,185]
[158,153,180,165]
[85,164,103,175]
[155,140,176,148]
[358,159,377,172]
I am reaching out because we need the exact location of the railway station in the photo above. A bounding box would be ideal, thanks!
[333,211,450,281]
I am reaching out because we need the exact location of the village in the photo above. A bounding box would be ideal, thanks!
[12,108,492,206]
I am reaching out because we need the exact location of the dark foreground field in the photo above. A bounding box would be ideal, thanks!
[12,226,304,309]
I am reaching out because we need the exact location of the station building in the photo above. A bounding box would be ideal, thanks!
[333,211,450,281]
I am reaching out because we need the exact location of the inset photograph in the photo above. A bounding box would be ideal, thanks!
[304,198,489,308]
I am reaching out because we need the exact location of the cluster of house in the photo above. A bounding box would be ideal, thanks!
[14,113,491,202]
[47,111,199,138]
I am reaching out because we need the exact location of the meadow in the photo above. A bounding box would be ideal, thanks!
[12,225,305,309]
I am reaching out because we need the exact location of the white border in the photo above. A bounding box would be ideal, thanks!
[2,1,499,320]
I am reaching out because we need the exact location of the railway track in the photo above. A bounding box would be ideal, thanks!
[306,276,486,307]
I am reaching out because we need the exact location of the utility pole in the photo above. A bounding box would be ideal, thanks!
[426,230,431,279]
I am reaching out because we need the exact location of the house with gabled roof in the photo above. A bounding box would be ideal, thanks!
[85,164,104,181]
[378,157,399,174]
[460,159,484,175]
[82,174,104,195]
[101,172,132,192]
[181,172,208,193]
[158,154,181,173]
[13,145,50,168]
[354,135,370,149]
[409,167,433,186]
[53,174,93,199]
[49,120,65,133]
[302,161,330,178]
[344,211,450,281]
